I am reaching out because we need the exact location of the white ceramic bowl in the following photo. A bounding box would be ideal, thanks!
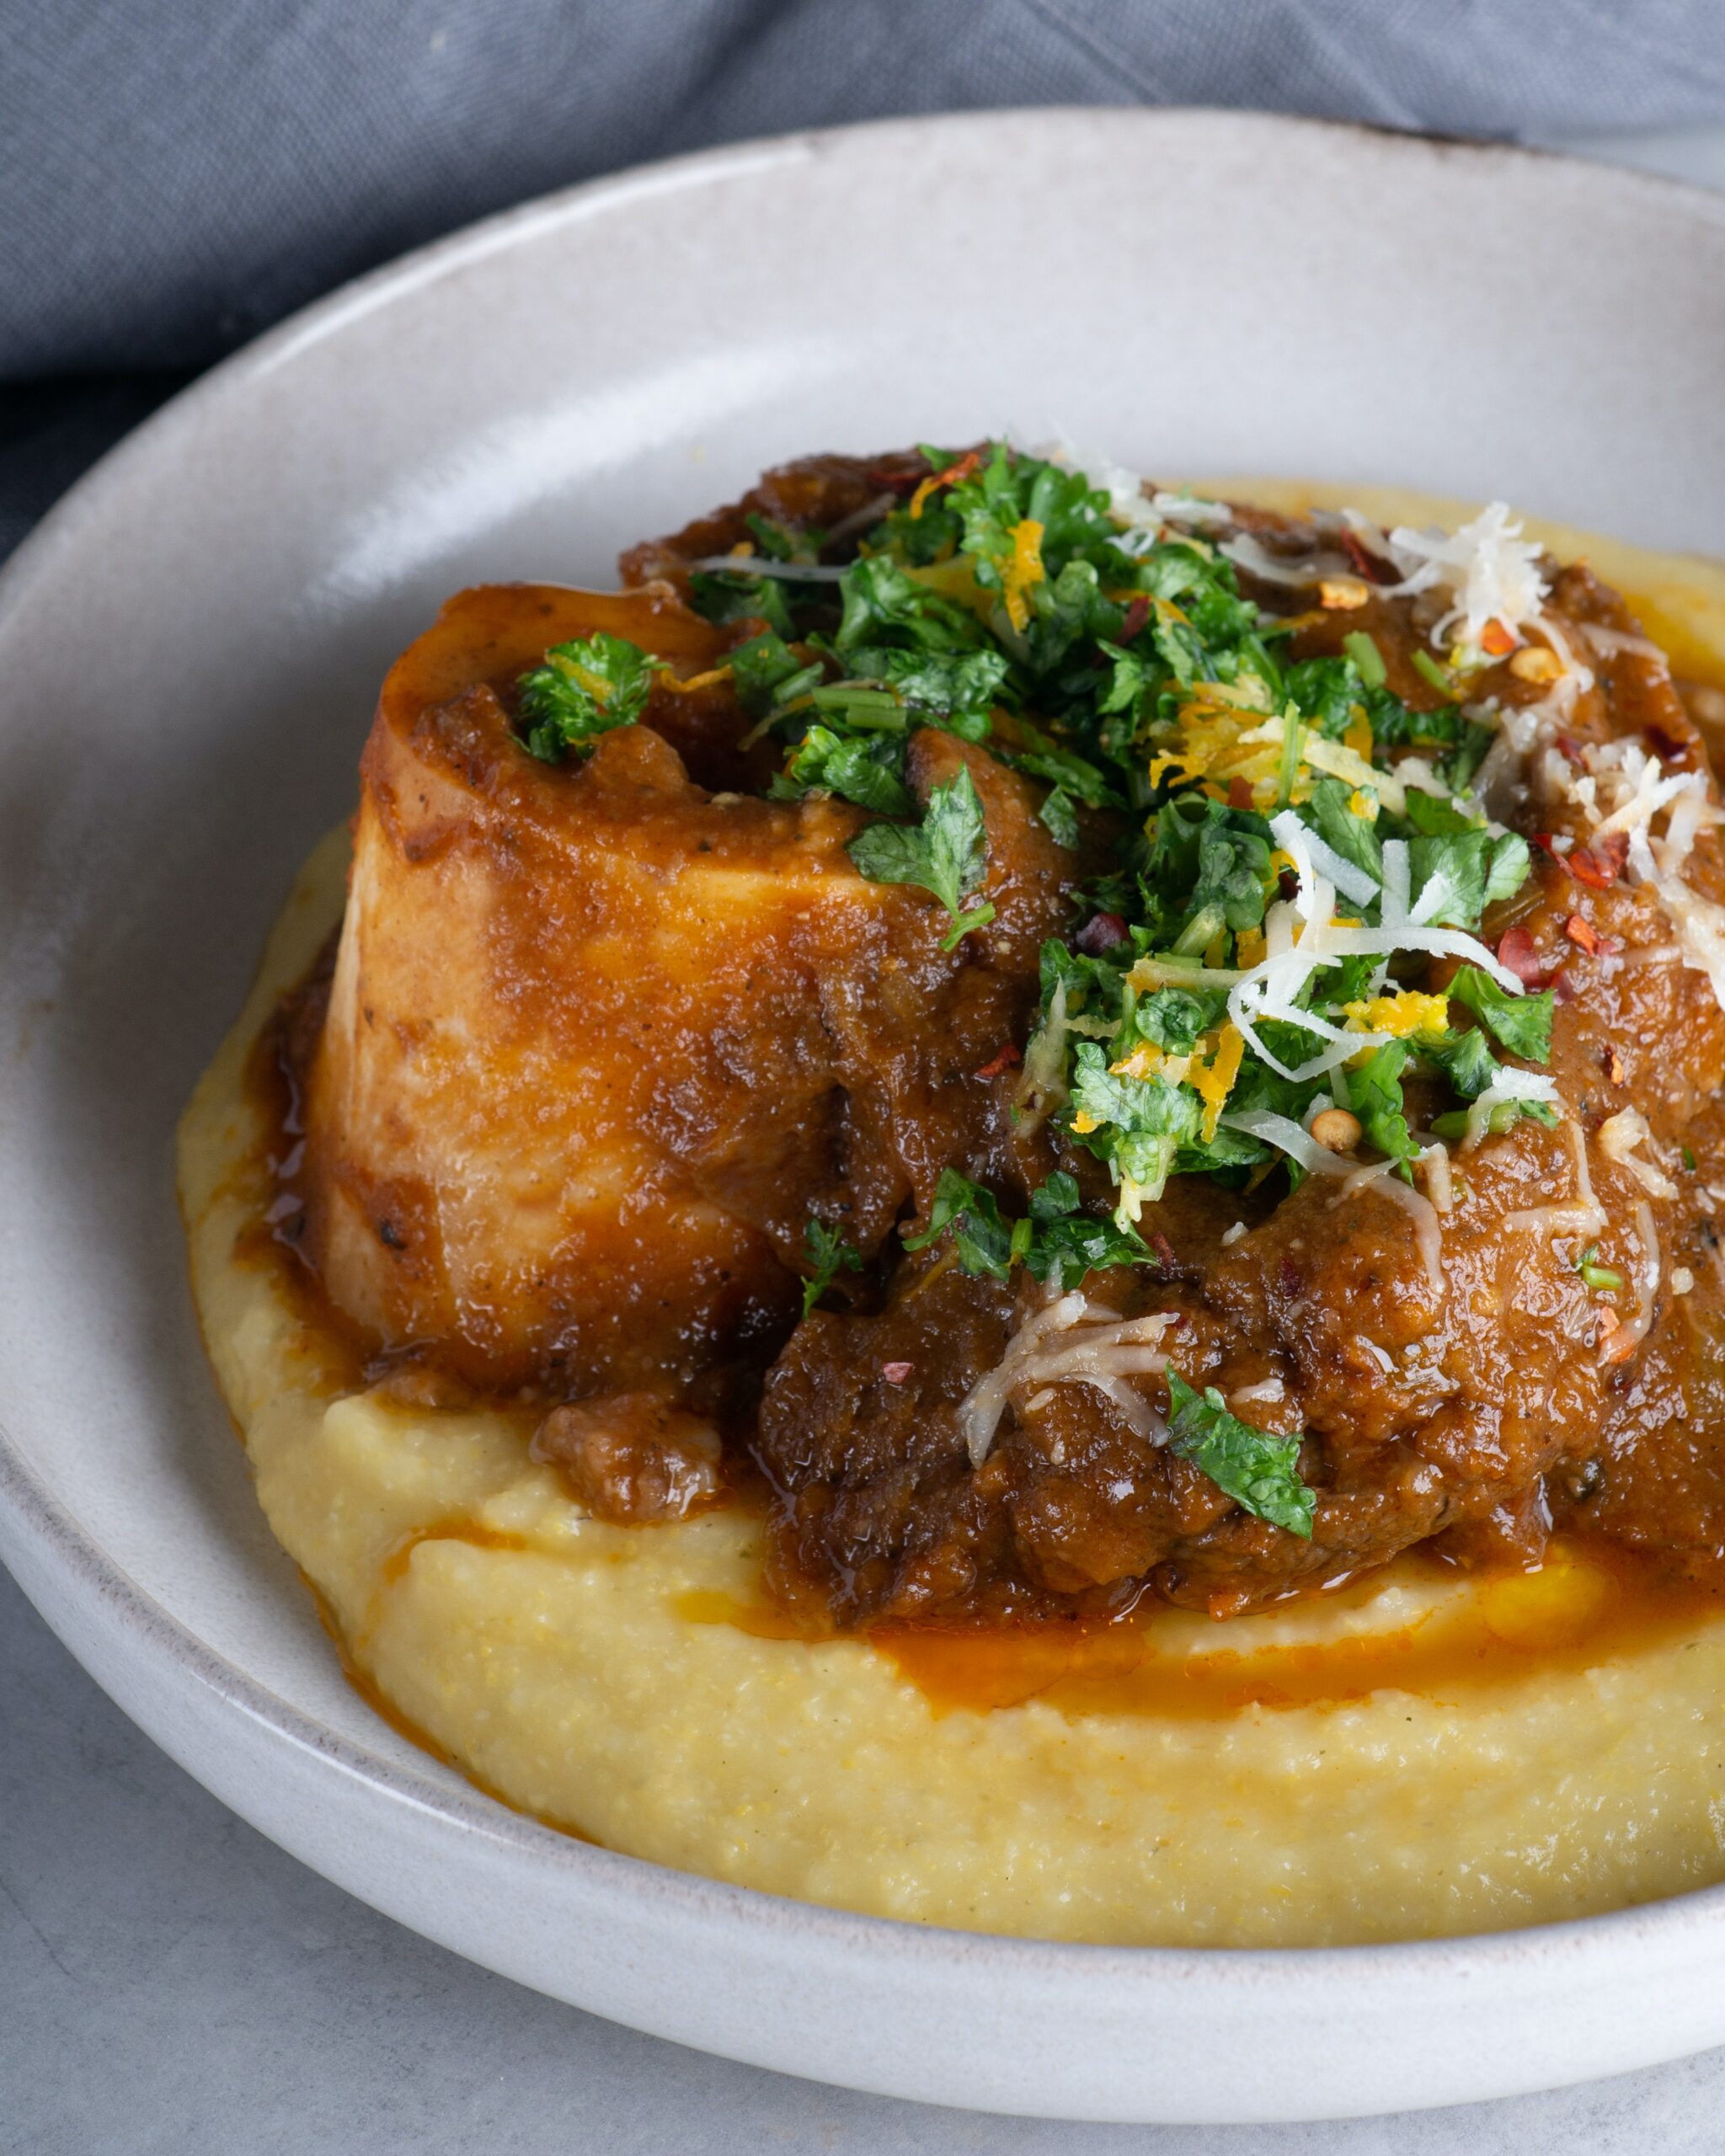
[5,109,1725,2126]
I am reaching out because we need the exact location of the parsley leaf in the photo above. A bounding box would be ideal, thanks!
[1447,964,1553,1062]
[900,1168,1014,1278]
[1308,776,1384,887]
[516,632,655,762]
[1023,1171,1153,1289]
[1423,1024,1503,1100]
[689,568,798,638]
[846,766,996,949]
[801,1219,862,1317]
[900,1166,1151,1291]
[729,631,814,717]
[1039,785,1080,849]
[772,726,914,815]
[1347,1042,1417,1166]
[1065,1042,1203,1211]
[1164,1368,1316,1537]
[1407,830,1530,931]
[1482,831,1533,910]
[1407,832,1491,931]
[835,556,986,660]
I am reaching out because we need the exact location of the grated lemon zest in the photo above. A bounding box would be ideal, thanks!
[1001,519,1046,631]
[1191,1022,1246,1141]
[1342,990,1451,1042]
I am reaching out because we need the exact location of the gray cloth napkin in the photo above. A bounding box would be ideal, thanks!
[3,0,1723,554]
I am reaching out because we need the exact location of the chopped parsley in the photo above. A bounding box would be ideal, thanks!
[847,766,997,950]
[516,632,655,760]
[902,1166,1151,1290]
[801,1219,862,1317]
[1164,1369,1316,1537]
[1447,963,1553,1060]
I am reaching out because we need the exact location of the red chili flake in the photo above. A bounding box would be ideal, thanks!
[881,1361,915,1385]
[1076,910,1130,955]
[1480,618,1516,658]
[1496,926,1546,985]
[1601,1044,1626,1084]
[1227,776,1255,811]
[1277,867,1300,903]
[1644,722,1695,769]
[1149,1230,1179,1273]
[1553,734,1585,767]
[1566,832,1629,890]
[1338,527,1388,584]
[1276,1257,1304,1299]
[1120,595,1151,642]
[974,1042,1023,1081]
[1550,967,1577,1006]
[1530,831,1564,862]
[1564,914,1603,956]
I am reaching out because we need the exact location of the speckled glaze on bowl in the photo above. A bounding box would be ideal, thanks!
[4,109,1725,2125]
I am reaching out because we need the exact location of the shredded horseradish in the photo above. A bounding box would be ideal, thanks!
[1597,1109,1680,1200]
[1503,1117,1608,1241]
[1602,1200,1662,1365]
[957,1294,1175,1465]
[1538,731,1725,1013]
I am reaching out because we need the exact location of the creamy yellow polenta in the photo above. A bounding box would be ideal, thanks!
[179,500,1725,1950]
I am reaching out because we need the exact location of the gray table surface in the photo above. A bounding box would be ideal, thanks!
[9,117,1725,2156]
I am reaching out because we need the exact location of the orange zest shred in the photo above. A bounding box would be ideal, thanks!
[656,663,734,695]
[907,447,985,520]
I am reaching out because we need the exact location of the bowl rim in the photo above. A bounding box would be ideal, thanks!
[7,101,1725,1999]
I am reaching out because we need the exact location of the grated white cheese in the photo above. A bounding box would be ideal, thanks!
[1601,1201,1661,1365]
[1541,732,1725,1016]
[1503,1118,1607,1240]
[1384,501,1548,649]
[1597,1108,1680,1199]
[1218,527,1358,590]
[1580,622,1669,666]
[1417,1140,1455,1214]
[957,1294,1176,1465]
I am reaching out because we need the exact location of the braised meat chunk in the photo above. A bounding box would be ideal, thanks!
[283,444,1725,1628]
